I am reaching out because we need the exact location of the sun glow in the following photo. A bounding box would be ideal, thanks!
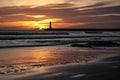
[2,21,41,30]
[0,18,62,30]
[27,15,46,18]
[37,18,62,30]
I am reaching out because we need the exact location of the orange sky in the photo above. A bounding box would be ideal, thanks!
[0,0,120,30]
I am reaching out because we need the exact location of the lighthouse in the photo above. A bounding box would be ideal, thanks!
[49,21,52,30]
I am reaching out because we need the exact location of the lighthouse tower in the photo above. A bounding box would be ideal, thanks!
[49,21,52,30]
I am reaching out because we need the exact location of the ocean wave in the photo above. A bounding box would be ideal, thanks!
[0,31,120,48]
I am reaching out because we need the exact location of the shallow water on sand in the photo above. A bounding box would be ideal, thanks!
[0,46,120,75]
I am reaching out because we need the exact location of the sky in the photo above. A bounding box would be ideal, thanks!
[0,0,120,30]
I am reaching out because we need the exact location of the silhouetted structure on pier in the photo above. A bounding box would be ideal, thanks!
[45,21,120,31]
[49,21,52,30]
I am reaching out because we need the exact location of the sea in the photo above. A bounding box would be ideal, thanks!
[0,30,120,48]
[0,30,120,75]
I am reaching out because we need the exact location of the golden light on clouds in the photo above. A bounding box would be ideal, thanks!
[11,0,67,7]
[0,21,39,29]
[31,15,46,18]
[13,0,27,6]
[0,0,120,30]
[24,14,46,18]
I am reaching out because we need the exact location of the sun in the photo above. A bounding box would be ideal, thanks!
[37,19,51,30]
[39,25,49,30]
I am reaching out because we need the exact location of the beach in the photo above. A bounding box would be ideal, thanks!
[16,55,120,80]
[0,51,120,80]
[0,30,120,80]
[1,0,120,79]
[0,46,120,80]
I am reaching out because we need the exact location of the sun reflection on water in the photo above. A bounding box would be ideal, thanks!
[0,46,119,66]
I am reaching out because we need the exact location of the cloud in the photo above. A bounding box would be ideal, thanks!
[78,1,113,8]
[0,26,27,30]
[63,15,120,23]
[72,21,120,29]
[79,6,120,15]
[0,14,45,22]
[40,3,75,9]
[0,2,120,29]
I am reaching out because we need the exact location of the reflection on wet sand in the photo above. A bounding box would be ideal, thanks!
[0,46,120,75]
[0,46,120,65]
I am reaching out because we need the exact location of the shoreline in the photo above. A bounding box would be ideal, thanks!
[0,54,120,80]
[0,46,120,76]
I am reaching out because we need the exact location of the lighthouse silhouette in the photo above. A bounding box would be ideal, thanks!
[49,21,52,30]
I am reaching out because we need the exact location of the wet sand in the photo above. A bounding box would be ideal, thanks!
[0,46,120,76]
[1,54,119,80]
